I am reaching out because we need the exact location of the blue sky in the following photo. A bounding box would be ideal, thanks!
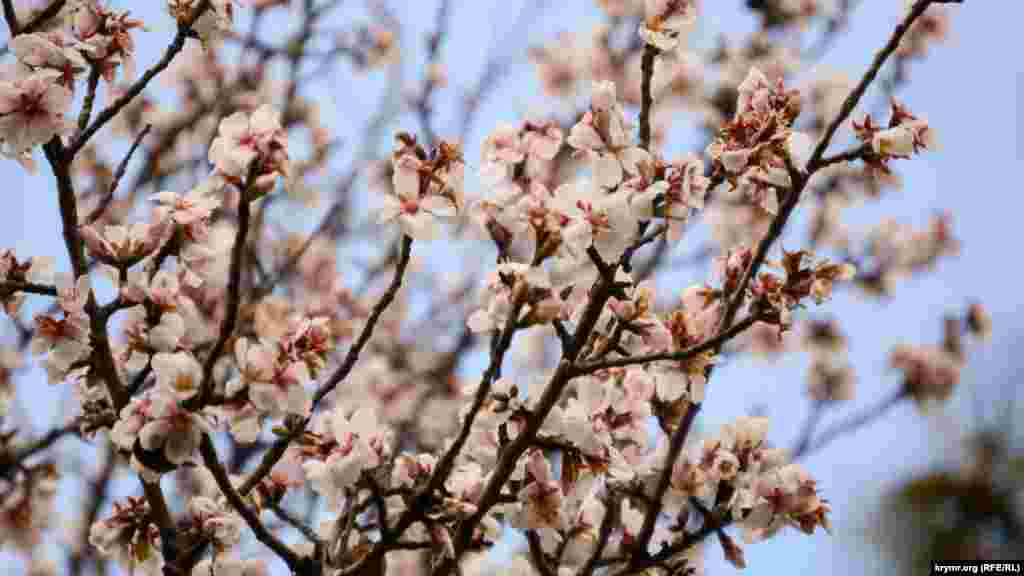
[1,1,1022,574]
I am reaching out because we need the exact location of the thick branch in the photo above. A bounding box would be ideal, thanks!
[638,44,660,152]
[0,280,57,298]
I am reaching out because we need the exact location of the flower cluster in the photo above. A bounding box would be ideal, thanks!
[853,100,936,174]
[0,0,987,575]
[30,275,92,384]
[707,67,809,215]
[88,497,163,575]
[640,0,697,52]
[378,134,465,240]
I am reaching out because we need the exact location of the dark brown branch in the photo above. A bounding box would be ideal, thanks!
[629,401,701,566]
[312,234,413,407]
[0,280,57,298]
[86,123,153,225]
[579,491,621,576]
[376,283,528,556]
[184,170,254,411]
[270,501,321,544]
[1,0,18,35]
[199,435,303,570]
[815,142,871,171]
[638,44,660,152]
[236,236,414,498]
[76,65,102,132]
[526,530,557,576]
[20,0,65,35]
[140,478,178,566]
[432,266,622,574]
[806,0,949,172]
[572,314,761,376]
[720,0,953,336]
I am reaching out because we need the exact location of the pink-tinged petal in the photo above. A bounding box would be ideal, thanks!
[720,149,752,173]
[618,147,651,176]
[139,419,172,451]
[401,212,437,241]
[567,121,603,152]
[392,154,421,199]
[421,195,455,218]
[377,194,402,224]
[250,104,281,135]
[466,309,495,333]
[218,112,250,139]
[593,153,623,189]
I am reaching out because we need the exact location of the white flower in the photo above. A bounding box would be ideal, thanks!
[208,105,287,181]
[0,70,71,155]
[152,351,203,400]
[188,496,242,549]
[378,153,456,240]
[641,0,697,51]
[138,389,212,468]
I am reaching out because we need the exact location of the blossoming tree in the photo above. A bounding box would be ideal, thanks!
[0,0,987,574]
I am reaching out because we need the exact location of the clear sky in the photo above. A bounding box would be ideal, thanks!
[1,1,1021,574]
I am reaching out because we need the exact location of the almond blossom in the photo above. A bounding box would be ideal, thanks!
[136,388,215,472]
[377,144,458,240]
[10,32,88,92]
[302,407,392,510]
[89,497,163,576]
[79,221,167,266]
[567,81,651,190]
[641,0,697,51]
[0,70,71,155]
[208,104,290,189]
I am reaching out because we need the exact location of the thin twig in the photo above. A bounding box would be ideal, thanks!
[86,124,153,225]
[199,435,303,570]
[629,400,701,566]
[796,389,907,458]
[185,168,254,411]
[572,314,762,376]
[76,66,102,133]
[312,234,413,407]
[237,236,414,497]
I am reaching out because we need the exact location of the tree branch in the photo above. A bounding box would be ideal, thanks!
[638,44,660,152]
[795,388,907,459]
[236,235,414,498]
[199,435,304,570]
[571,314,762,376]
[66,0,213,158]
[185,169,255,411]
